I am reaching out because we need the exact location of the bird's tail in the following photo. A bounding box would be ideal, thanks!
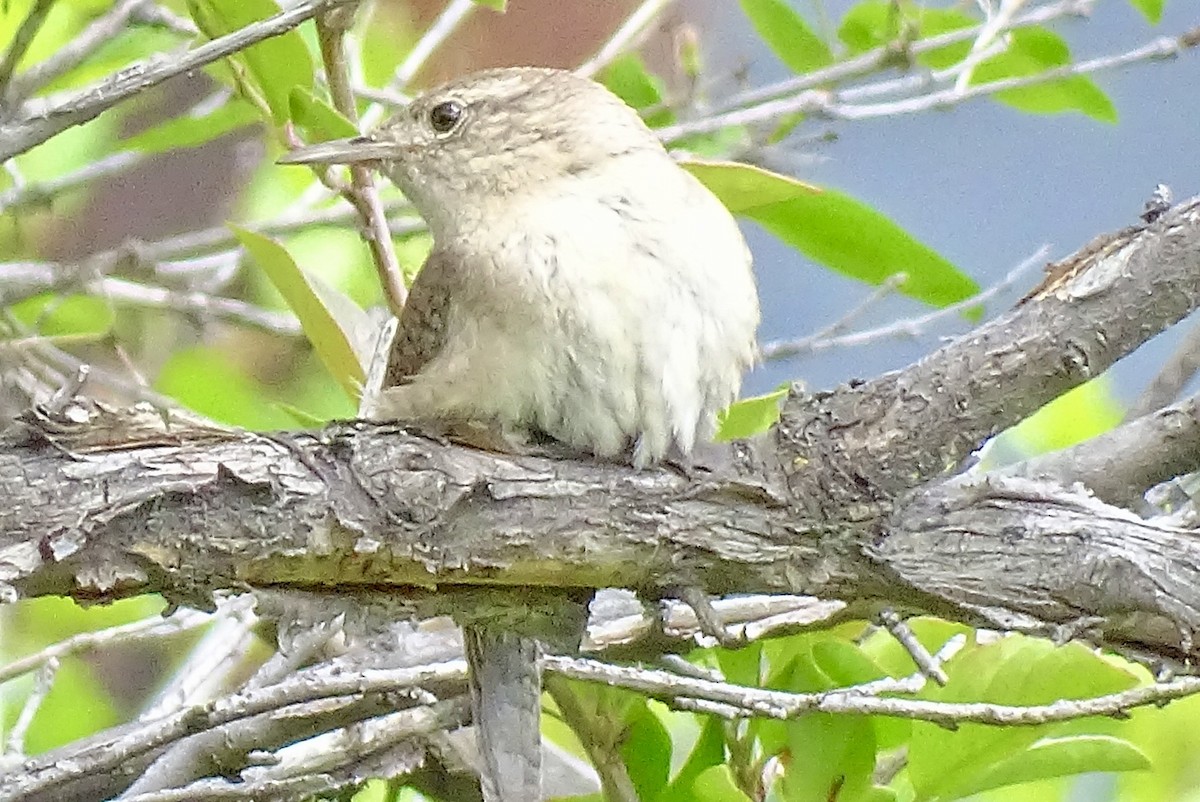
[464,625,543,802]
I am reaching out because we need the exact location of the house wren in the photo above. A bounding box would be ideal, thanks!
[281,67,758,466]
[281,67,759,801]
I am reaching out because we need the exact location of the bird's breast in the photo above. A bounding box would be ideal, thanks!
[438,157,758,465]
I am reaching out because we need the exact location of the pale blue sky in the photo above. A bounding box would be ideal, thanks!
[694,1,1200,400]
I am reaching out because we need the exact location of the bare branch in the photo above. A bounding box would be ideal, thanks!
[0,662,467,800]
[1130,318,1200,419]
[1010,391,1200,508]
[658,20,1198,141]
[544,655,1200,725]
[778,202,1200,498]
[576,0,676,78]
[315,8,407,314]
[0,0,360,162]
[0,0,54,103]
[6,0,174,103]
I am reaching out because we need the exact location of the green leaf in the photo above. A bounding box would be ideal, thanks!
[838,1,974,64]
[669,125,753,160]
[271,401,329,428]
[1129,0,1165,23]
[715,386,787,440]
[739,0,833,73]
[908,636,1140,801]
[838,0,898,54]
[757,636,843,754]
[973,29,1117,122]
[551,680,674,802]
[187,0,313,123]
[781,708,877,802]
[10,294,114,338]
[348,779,390,802]
[684,160,821,212]
[713,640,763,688]
[230,225,366,400]
[622,706,673,801]
[809,638,910,750]
[692,766,754,802]
[473,0,506,9]
[154,346,298,429]
[949,735,1150,799]
[289,87,360,141]
[655,717,726,802]
[600,53,673,128]
[685,161,978,307]
[121,100,259,154]
[1008,377,1123,455]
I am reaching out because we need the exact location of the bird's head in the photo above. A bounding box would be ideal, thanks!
[280,67,663,233]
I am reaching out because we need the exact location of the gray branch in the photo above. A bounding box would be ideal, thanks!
[2,201,1200,669]
[0,0,359,162]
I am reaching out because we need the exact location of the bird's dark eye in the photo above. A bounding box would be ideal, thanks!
[428,100,464,134]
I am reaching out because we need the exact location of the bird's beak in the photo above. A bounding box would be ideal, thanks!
[277,136,399,165]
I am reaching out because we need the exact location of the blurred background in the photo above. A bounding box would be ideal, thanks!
[27,0,1200,401]
[2,1,1200,799]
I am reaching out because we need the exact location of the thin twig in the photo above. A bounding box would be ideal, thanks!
[0,0,55,104]
[0,0,361,162]
[4,658,58,757]
[834,30,1197,120]
[345,0,480,136]
[0,608,212,686]
[953,0,1028,93]
[140,596,260,720]
[659,19,1194,141]
[128,4,197,36]
[0,204,423,309]
[0,150,144,214]
[316,8,407,313]
[877,608,949,685]
[713,0,1094,113]
[7,329,178,408]
[760,247,1046,362]
[95,277,302,336]
[2,662,467,799]
[797,272,909,347]
[576,0,676,78]
[7,0,162,102]
[391,0,476,89]
[545,656,1200,725]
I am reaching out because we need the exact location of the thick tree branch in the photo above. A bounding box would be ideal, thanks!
[1,201,1200,671]
[1011,391,1200,508]
[775,202,1200,511]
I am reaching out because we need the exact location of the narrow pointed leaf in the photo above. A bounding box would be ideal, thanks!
[716,386,787,440]
[686,161,978,306]
[230,225,365,399]
[739,0,833,73]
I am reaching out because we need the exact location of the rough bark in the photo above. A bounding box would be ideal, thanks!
[3,200,1200,664]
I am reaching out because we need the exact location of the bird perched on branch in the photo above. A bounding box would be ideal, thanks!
[281,66,759,801]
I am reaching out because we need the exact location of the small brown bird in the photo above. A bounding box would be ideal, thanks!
[282,66,759,801]
[282,67,758,467]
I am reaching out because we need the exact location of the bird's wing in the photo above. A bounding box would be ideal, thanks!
[384,247,459,387]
